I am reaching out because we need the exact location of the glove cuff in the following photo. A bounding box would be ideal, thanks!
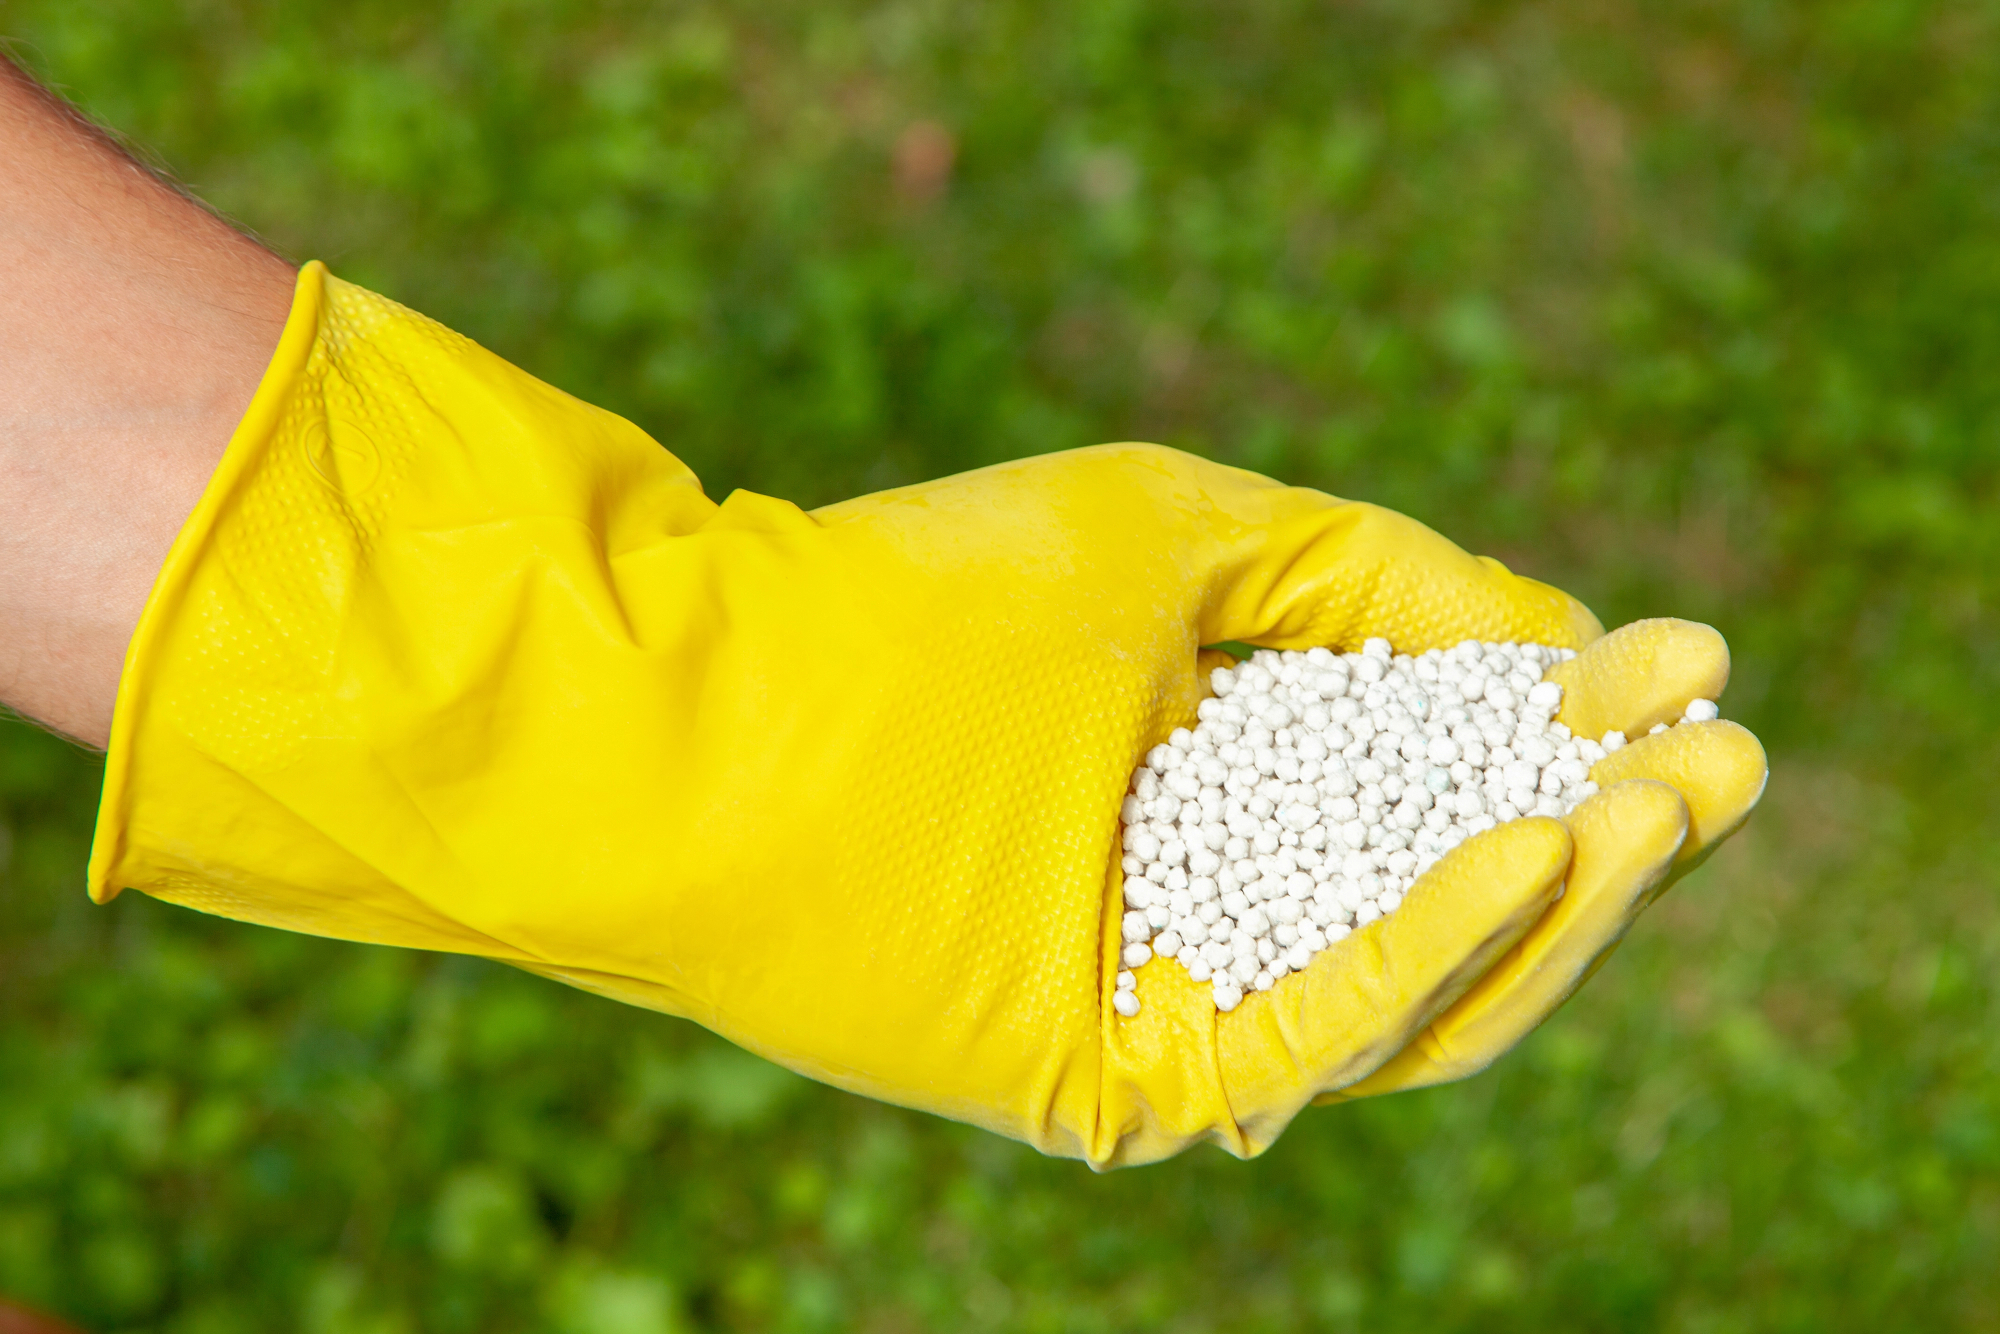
[87,263,712,958]
[88,259,327,910]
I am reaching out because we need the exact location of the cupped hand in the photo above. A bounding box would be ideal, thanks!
[96,266,1765,1170]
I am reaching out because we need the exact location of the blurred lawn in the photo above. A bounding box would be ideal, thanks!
[4,1,1999,1329]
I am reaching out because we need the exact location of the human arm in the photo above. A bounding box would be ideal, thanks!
[0,54,293,745]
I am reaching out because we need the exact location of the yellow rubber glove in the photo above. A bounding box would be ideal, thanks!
[89,264,1764,1167]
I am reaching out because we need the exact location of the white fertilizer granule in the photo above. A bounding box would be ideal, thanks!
[1114,638,1719,1015]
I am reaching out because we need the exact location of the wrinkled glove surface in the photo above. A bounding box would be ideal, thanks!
[90,264,1765,1167]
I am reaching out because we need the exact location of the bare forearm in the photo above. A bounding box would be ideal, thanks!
[0,57,294,746]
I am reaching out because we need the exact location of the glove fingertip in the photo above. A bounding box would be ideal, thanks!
[1551,617,1731,740]
[1590,719,1767,874]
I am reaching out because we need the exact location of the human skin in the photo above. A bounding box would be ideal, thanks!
[0,56,294,747]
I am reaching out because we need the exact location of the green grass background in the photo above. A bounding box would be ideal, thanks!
[3,1,1998,1329]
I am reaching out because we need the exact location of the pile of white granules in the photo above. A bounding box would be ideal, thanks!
[1113,638,1720,1016]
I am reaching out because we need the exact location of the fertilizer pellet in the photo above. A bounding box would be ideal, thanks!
[1114,639,1721,1016]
